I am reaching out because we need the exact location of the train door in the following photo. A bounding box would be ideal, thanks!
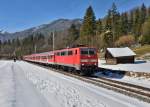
[53,54,55,64]
[73,48,79,70]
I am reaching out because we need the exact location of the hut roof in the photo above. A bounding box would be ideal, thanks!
[107,47,136,57]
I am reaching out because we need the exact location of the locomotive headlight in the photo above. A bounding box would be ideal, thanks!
[81,63,85,66]
[81,59,88,62]
[81,59,97,62]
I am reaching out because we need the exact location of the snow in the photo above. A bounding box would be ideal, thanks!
[33,25,45,32]
[0,61,50,107]
[95,71,150,89]
[116,76,150,88]
[97,59,150,88]
[107,47,136,57]
[0,60,149,107]
[99,60,150,73]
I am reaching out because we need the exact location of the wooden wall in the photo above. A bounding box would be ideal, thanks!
[105,50,135,64]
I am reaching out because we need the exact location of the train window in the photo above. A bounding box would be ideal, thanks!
[61,52,63,56]
[68,51,73,55]
[65,51,67,56]
[48,55,52,59]
[42,56,47,59]
[64,51,68,56]
[75,50,77,55]
[61,51,65,56]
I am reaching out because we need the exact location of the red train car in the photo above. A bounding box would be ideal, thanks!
[23,46,98,75]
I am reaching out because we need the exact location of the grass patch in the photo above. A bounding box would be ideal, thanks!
[133,45,150,57]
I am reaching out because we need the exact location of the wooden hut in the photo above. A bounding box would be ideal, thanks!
[105,47,136,64]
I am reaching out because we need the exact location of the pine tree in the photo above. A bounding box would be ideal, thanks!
[133,8,140,37]
[140,3,146,24]
[96,18,103,35]
[111,3,118,23]
[103,30,113,48]
[109,3,120,41]
[140,18,150,44]
[7,39,11,45]
[67,24,79,46]
[80,6,96,46]
[105,9,112,31]
[148,7,150,17]
[129,10,134,33]
[120,12,129,35]
[48,34,53,45]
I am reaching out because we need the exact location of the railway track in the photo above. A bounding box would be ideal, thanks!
[89,77,150,102]
[28,61,150,103]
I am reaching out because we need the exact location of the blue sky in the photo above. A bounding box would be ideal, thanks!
[0,0,150,32]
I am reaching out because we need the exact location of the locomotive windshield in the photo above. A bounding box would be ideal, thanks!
[80,48,96,55]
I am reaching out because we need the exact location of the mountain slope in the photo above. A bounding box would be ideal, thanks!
[0,19,82,41]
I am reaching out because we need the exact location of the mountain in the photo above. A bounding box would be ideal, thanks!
[0,19,82,41]
[0,31,11,41]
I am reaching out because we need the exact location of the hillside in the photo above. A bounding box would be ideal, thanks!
[0,19,82,41]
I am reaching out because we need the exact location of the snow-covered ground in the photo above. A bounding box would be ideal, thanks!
[115,76,150,88]
[0,60,50,107]
[96,59,150,88]
[95,71,150,89]
[0,60,150,107]
[99,60,150,73]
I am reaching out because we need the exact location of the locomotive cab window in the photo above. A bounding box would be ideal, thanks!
[89,49,95,55]
[81,49,88,55]
[80,48,96,55]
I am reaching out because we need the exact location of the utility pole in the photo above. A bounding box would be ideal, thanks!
[53,31,55,51]
[34,44,37,53]
[33,33,37,53]
[13,48,16,59]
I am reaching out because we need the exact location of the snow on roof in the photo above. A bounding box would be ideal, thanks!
[107,47,136,57]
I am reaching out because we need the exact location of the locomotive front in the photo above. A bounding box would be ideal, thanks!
[79,47,98,74]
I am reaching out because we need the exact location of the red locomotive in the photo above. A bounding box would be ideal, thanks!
[23,46,98,75]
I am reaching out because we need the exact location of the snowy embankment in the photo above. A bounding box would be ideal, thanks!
[95,71,150,89]
[97,59,150,88]
[0,60,149,107]
[115,76,150,88]
[17,61,149,107]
